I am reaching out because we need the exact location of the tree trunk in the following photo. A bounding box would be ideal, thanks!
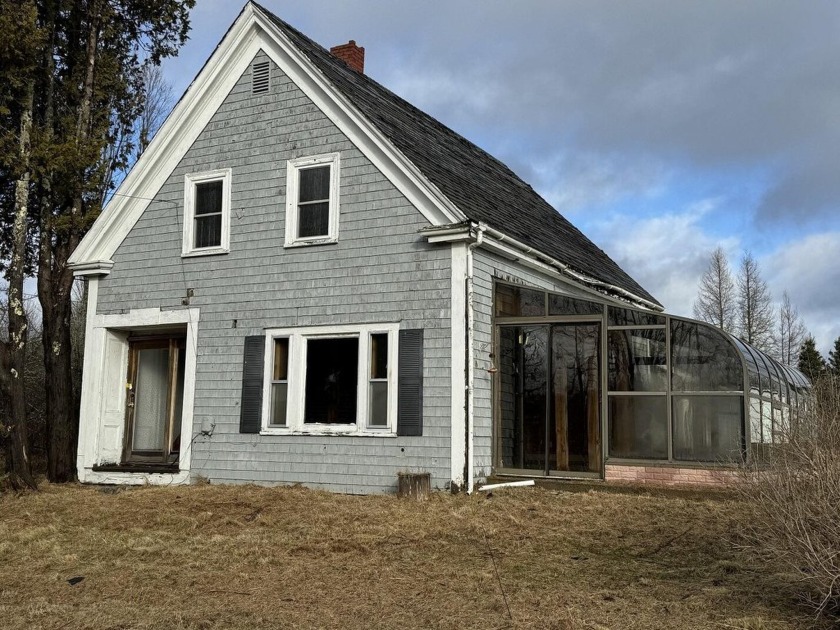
[37,5,100,483]
[1,81,38,491]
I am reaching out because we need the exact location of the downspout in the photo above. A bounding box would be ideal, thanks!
[464,222,485,494]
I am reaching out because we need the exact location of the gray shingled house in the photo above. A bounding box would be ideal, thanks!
[69,2,808,492]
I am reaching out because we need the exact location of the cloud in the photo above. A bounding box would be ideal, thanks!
[587,201,739,315]
[761,232,840,355]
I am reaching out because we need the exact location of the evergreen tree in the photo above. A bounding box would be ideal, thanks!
[797,336,826,382]
[828,336,840,376]
[1,0,194,483]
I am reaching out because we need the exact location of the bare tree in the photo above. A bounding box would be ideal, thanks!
[693,246,736,332]
[776,291,806,366]
[737,252,775,353]
[137,64,174,155]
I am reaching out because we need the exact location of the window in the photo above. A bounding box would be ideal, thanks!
[284,153,340,247]
[261,324,398,434]
[182,169,231,256]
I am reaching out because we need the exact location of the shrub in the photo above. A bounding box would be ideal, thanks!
[738,375,840,616]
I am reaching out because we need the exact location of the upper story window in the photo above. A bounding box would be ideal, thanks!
[284,153,340,247]
[182,168,231,256]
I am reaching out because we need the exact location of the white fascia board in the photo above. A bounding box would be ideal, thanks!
[70,5,264,267]
[71,4,463,268]
[251,8,465,227]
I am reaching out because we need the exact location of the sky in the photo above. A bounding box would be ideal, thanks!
[159,0,840,355]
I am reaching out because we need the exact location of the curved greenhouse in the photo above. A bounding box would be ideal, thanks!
[493,282,810,480]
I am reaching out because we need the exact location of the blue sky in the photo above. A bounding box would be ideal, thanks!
[159,0,840,354]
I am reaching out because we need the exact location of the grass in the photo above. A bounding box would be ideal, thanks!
[0,482,829,629]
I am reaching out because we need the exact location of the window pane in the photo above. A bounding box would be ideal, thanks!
[672,395,743,462]
[608,329,667,392]
[608,307,665,327]
[370,334,388,378]
[369,381,388,427]
[495,284,545,317]
[194,214,222,248]
[304,338,358,424]
[195,181,223,216]
[273,338,288,381]
[299,166,330,203]
[670,320,743,392]
[298,202,330,237]
[608,395,668,459]
[270,383,287,426]
[548,294,602,316]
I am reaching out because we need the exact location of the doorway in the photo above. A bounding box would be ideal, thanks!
[498,323,601,475]
[123,337,186,466]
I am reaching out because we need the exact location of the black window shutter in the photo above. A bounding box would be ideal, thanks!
[239,336,265,434]
[397,329,424,436]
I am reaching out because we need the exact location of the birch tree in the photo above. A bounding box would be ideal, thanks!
[0,0,41,489]
[693,246,736,332]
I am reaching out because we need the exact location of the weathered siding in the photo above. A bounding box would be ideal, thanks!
[96,52,452,493]
[471,249,603,481]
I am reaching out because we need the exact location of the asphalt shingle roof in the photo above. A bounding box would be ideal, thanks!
[255,3,660,306]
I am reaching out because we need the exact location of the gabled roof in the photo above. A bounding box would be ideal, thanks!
[254,3,659,307]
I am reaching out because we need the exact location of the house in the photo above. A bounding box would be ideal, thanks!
[69,2,807,492]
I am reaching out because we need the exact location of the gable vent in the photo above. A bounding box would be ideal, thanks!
[252,60,270,94]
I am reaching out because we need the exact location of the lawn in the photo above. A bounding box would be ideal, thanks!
[0,482,827,629]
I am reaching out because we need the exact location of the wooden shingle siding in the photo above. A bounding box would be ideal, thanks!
[96,52,452,494]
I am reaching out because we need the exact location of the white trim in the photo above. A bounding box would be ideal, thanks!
[182,168,232,256]
[77,306,200,486]
[284,153,340,247]
[69,4,463,270]
[450,243,468,490]
[260,322,400,436]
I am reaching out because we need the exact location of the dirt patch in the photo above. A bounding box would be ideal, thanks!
[0,483,826,629]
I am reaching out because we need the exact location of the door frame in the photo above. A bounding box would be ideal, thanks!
[122,336,186,466]
[75,293,200,485]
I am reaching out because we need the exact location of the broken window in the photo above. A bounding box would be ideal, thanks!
[263,325,397,433]
[304,337,359,424]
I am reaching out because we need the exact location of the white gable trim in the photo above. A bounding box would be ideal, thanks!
[69,3,463,270]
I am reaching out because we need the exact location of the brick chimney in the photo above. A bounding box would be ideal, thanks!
[330,40,365,74]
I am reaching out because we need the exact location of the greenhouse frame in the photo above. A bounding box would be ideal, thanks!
[493,282,810,479]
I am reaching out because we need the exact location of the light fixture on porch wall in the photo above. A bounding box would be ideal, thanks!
[182,287,194,306]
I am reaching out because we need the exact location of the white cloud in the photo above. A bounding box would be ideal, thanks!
[588,201,739,315]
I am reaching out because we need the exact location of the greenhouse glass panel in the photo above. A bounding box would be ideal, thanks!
[548,293,603,316]
[672,395,743,461]
[608,395,668,459]
[495,284,546,317]
[607,329,667,392]
[608,307,666,327]
[670,321,742,392]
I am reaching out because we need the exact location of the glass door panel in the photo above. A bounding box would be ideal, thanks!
[498,323,601,476]
[551,324,600,473]
[132,347,170,453]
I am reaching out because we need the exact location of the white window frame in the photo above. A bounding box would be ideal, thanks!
[284,153,340,247]
[182,168,231,257]
[261,323,399,436]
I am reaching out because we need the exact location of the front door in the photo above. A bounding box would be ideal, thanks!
[123,338,186,465]
[498,323,601,475]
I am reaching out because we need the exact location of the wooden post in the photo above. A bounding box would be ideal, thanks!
[397,472,431,500]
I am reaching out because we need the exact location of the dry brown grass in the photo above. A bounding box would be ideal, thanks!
[0,482,828,629]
